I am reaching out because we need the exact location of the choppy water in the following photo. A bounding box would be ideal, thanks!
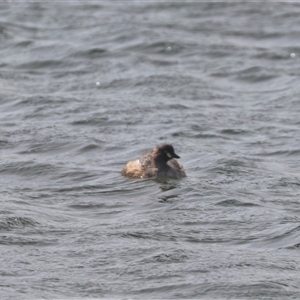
[1,2,300,299]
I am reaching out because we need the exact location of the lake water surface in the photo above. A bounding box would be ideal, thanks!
[1,2,300,299]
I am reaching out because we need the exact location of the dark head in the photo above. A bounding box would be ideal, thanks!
[154,144,180,163]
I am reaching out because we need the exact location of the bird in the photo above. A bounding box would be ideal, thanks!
[121,144,186,179]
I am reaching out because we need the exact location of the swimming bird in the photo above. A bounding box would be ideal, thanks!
[121,144,186,179]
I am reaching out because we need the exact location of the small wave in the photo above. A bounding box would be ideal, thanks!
[0,216,38,231]
[142,249,189,263]
[125,41,185,55]
[216,199,260,207]
[235,66,279,83]
[258,149,300,157]
[220,128,252,135]
[248,224,300,249]
[71,117,109,126]
[16,59,70,70]
[0,160,58,177]
[13,95,70,107]
[72,47,108,59]
[77,143,100,153]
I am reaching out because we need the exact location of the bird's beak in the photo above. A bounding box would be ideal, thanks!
[173,152,180,159]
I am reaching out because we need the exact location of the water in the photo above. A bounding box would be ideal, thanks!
[1,1,300,299]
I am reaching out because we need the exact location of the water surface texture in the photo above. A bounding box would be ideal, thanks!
[1,2,300,299]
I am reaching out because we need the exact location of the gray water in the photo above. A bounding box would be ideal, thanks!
[1,2,300,299]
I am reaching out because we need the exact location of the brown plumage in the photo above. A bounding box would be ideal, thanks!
[121,144,186,179]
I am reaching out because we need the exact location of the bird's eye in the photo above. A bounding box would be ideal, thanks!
[165,151,172,158]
